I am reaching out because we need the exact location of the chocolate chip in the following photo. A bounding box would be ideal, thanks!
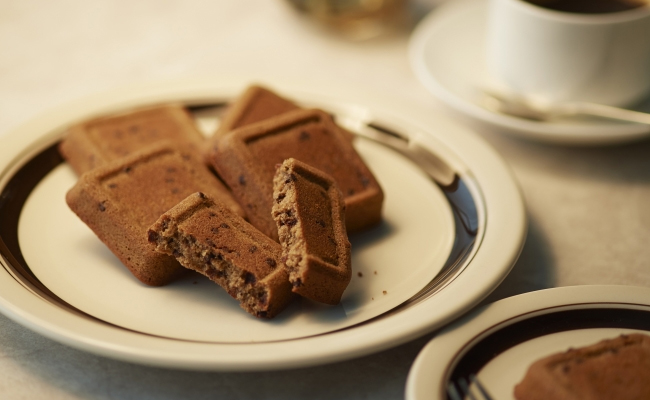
[360,176,370,187]
[123,166,131,173]
[293,278,302,287]
[299,131,310,141]
[256,311,268,318]
[265,258,277,268]
[348,189,355,195]
[316,219,326,228]
[286,218,297,227]
[198,192,207,199]
[171,188,179,194]
[108,183,117,189]
[244,272,256,284]
[206,239,216,248]
[358,272,363,277]
[211,227,220,234]
[147,230,159,243]
[249,245,257,253]
[259,292,268,306]
[204,252,216,263]
[276,193,285,203]
[239,175,246,185]
[98,201,107,212]
[220,223,229,229]
[172,249,182,258]
[285,174,297,184]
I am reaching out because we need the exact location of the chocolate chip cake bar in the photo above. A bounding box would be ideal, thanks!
[148,192,294,318]
[66,142,244,286]
[272,158,351,305]
[59,104,205,175]
[207,108,383,241]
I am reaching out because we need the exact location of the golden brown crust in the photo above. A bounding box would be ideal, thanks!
[514,333,650,400]
[65,142,244,286]
[59,104,205,175]
[147,192,293,318]
[207,108,383,241]
[272,158,351,305]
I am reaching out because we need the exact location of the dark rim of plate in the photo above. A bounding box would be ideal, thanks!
[0,100,486,344]
[443,303,650,399]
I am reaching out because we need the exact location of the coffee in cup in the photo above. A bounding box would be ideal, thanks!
[526,0,648,14]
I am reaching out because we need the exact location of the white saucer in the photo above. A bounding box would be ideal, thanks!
[409,0,650,145]
[405,285,650,400]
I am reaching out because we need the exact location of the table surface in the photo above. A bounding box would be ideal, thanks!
[1,1,649,399]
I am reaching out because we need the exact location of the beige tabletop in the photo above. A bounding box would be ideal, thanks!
[1,0,649,399]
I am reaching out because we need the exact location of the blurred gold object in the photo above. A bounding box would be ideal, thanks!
[286,0,409,39]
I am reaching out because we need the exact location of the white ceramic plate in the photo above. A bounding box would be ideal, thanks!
[406,285,650,400]
[0,79,525,370]
[409,0,650,145]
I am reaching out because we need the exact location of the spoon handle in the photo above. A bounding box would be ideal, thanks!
[563,102,650,125]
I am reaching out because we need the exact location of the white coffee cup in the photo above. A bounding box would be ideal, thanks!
[485,0,650,106]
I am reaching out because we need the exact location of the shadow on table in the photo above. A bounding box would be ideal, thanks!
[482,129,650,185]
[480,213,555,305]
[0,312,430,400]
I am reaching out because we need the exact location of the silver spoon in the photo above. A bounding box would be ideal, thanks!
[481,87,650,125]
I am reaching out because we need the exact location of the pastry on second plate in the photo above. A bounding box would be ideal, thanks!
[207,108,384,241]
[59,104,205,175]
[514,333,650,400]
[66,142,244,286]
[272,158,351,305]
[148,192,294,318]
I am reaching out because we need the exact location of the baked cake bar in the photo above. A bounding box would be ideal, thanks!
[59,104,205,175]
[147,192,294,318]
[66,142,244,286]
[215,85,299,138]
[207,108,383,241]
[514,333,650,400]
[272,158,351,305]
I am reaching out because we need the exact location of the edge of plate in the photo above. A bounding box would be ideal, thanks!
[0,77,526,370]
